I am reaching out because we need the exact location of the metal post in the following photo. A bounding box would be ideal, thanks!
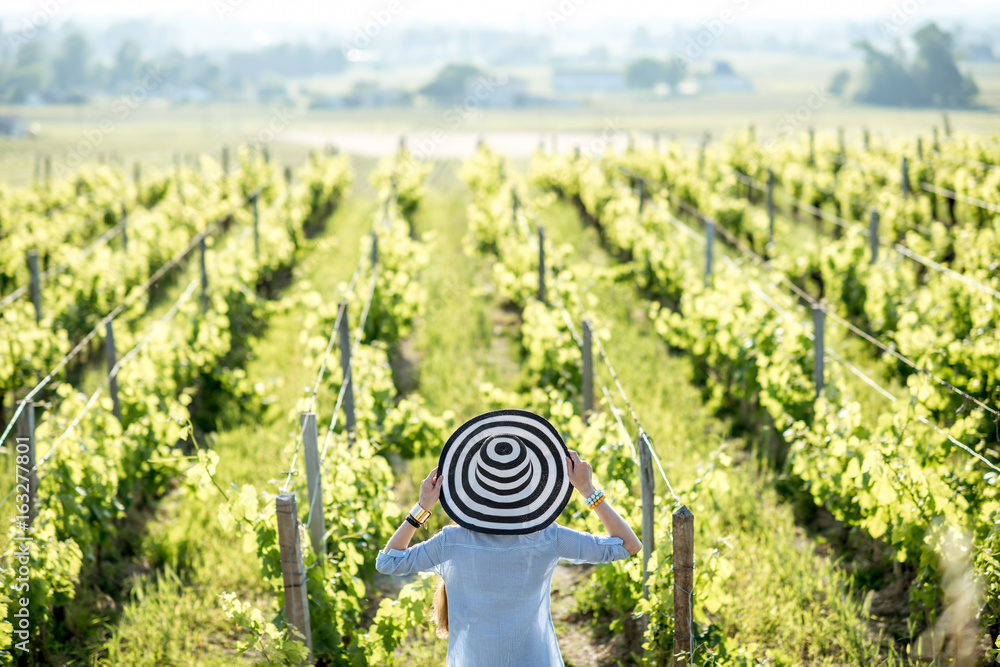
[537,226,547,304]
[901,157,909,199]
[766,168,775,246]
[275,492,313,663]
[672,506,694,667]
[105,321,122,423]
[252,194,260,260]
[869,208,879,264]
[16,400,36,528]
[582,319,593,420]
[812,304,825,399]
[121,202,128,252]
[639,433,655,599]
[200,237,209,312]
[27,250,41,324]
[704,219,715,286]
[337,301,356,434]
[300,412,326,557]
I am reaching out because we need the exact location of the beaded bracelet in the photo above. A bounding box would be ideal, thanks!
[586,489,605,509]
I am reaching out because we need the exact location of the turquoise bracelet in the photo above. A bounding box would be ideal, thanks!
[585,488,602,505]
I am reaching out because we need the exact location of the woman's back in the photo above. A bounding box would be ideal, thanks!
[376,522,629,666]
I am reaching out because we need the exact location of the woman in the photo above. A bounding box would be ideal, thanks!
[376,409,642,667]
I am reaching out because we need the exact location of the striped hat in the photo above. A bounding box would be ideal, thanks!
[438,409,573,535]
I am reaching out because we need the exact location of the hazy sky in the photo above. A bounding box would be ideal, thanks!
[3,0,999,29]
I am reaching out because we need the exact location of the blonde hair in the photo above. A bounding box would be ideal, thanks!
[433,579,448,638]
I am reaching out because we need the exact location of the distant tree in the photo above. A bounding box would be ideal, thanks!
[0,42,48,102]
[112,40,143,88]
[53,32,93,93]
[853,22,977,108]
[911,23,978,106]
[828,69,850,96]
[419,64,483,103]
[625,57,687,91]
[662,57,686,90]
[625,58,663,89]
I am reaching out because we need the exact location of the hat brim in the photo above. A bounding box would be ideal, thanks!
[438,409,573,535]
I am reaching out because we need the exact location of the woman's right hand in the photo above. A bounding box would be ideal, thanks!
[566,450,597,498]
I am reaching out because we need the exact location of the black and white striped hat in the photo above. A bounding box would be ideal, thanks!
[438,409,573,535]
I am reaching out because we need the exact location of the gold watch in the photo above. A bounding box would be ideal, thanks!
[409,502,432,525]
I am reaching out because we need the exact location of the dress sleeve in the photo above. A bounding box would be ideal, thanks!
[375,529,447,576]
[553,523,630,564]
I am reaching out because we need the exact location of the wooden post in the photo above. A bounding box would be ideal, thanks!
[252,194,260,261]
[275,492,313,662]
[200,237,209,312]
[537,226,547,304]
[27,250,41,324]
[105,321,122,423]
[16,399,36,528]
[766,168,775,246]
[812,304,825,398]
[901,156,909,199]
[672,506,694,667]
[337,301,356,434]
[808,127,815,166]
[581,319,593,420]
[121,202,128,252]
[704,219,715,286]
[639,433,655,599]
[300,413,326,557]
[869,208,879,264]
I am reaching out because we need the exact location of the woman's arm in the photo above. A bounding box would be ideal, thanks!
[381,467,442,554]
[566,450,642,556]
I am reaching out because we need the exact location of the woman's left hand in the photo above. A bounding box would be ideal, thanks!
[418,467,442,510]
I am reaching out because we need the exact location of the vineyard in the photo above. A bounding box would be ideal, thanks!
[0,126,999,666]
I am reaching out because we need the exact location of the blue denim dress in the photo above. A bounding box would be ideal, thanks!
[375,522,630,666]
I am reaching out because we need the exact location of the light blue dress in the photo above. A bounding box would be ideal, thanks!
[375,522,631,666]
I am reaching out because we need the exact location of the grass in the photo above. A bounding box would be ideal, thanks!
[537,194,894,663]
[93,192,373,665]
